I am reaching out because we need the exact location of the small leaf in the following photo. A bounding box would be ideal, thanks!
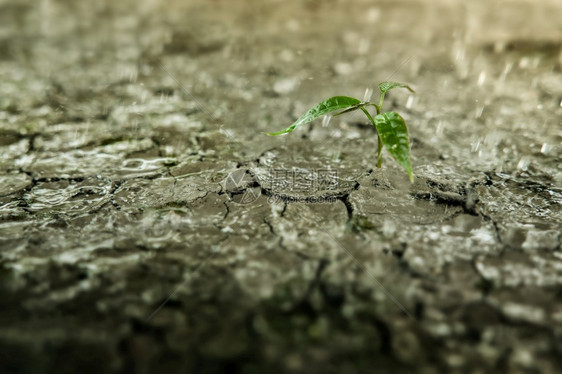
[374,112,414,182]
[378,81,415,95]
[266,96,362,136]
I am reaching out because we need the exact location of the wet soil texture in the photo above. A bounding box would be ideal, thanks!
[1,1,561,373]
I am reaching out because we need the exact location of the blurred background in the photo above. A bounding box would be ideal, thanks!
[1,1,561,373]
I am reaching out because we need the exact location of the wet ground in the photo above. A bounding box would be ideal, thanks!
[1,0,561,373]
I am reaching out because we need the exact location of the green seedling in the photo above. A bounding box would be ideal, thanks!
[267,81,415,182]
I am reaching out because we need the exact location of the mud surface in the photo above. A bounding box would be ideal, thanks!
[1,1,561,373]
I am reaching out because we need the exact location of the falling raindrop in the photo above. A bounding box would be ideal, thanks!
[382,219,396,238]
[436,120,445,135]
[471,139,482,152]
[452,40,469,79]
[498,62,513,82]
[363,88,373,102]
[279,49,294,62]
[322,115,332,127]
[406,96,415,109]
[475,105,485,118]
[517,157,530,171]
[330,130,342,138]
[541,143,553,155]
[477,71,486,86]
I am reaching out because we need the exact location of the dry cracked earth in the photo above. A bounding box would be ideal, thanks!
[1,0,561,373]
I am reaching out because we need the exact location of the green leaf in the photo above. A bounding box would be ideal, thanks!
[374,112,414,182]
[266,96,362,136]
[378,81,415,95]
[332,103,365,117]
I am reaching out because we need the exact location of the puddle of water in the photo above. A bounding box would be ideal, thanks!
[23,178,113,214]
[0,173,33,196]
[117,157,177,179]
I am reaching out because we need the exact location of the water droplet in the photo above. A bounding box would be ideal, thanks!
[498,62,513,82]
[273,77,299,95]
[405,96,415,109]
[519,57,531,69]
[477,71,486,86]
[435,120,445,135]
[322,115,332,127]
[382,219,396,238]
[475,105,485,118]
[363,88,373,102]
[517,157,530,171]
[330,130,342,138]
[471,139,481,152]
[541,143,553,155]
